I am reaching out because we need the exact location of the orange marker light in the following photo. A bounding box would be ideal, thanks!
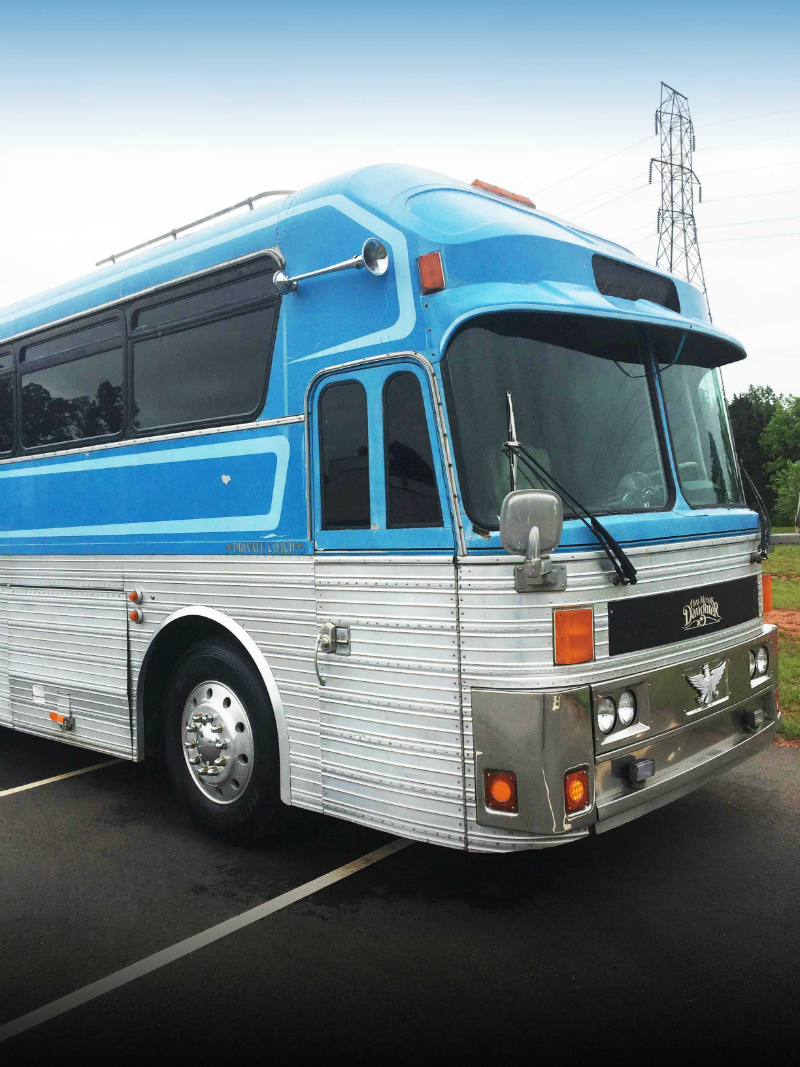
[418,251,445,295]
[49,711,66,724]
[761,573,773,614]
[484,770,518,813]
[564,768,590,814]
[471,179,536,208]
[554,608,594,665]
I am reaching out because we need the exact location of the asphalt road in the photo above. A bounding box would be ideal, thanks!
[772,533,800,544]
[1,726,798,1061]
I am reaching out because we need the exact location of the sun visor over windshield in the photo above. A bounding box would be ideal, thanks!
[653,326,746,369]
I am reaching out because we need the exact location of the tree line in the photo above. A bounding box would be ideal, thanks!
[727,386,800,526]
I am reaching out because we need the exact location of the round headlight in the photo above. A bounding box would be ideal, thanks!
[749,650,756,679]
[617,690,637,727]
[756,646,769,676]
[597,696,617,735]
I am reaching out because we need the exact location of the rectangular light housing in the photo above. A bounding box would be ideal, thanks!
[418,251,445,295]
[554,608,594,665]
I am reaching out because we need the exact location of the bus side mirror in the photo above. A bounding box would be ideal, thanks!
[499,490,567,592]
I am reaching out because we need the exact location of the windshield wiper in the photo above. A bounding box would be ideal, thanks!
[739,463,771,562]
[503,395,637,585]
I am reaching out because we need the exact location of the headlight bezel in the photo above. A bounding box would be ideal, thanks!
[596,696,617,735]
[755,645,769,676]
[617,689,637,727]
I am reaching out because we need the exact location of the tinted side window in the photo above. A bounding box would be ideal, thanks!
[384,373,442,528]
[132,306,275,431]
[320,381,370,529]
[21,349,124,448]
[0,377,13,452]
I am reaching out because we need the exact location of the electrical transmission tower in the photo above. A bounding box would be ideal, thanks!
[649,82,710,317]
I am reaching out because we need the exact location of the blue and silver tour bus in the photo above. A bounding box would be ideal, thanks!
[0,165,779,850]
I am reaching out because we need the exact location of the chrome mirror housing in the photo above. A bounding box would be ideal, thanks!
[499,490,567,593]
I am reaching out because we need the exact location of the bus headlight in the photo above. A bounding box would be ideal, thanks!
[617,690,637,727]
[755,646,769,676]
[596,696,617,734]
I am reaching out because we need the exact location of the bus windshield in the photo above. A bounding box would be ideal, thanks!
[443,312,668,530]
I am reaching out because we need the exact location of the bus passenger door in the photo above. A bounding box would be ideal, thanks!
[309,361,465,844]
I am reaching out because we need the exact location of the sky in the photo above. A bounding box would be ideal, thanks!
[1,0,798,399]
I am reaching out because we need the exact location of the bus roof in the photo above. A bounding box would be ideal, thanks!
[0,163,726,350]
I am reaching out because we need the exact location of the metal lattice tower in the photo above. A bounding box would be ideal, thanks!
[649,82,710,317]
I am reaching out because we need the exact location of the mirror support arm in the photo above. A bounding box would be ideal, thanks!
[515,524,568,593]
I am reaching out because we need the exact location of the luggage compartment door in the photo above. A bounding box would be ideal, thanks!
[5,584,133,758]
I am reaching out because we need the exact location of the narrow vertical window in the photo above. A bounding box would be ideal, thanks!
[384,372,442,528]
[0,376,14,452]
[319,380,370,529]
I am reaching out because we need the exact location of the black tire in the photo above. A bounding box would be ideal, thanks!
[163,637,286,844]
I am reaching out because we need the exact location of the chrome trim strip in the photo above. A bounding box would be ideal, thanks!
[0,414,304,467]
[0,248,285,346]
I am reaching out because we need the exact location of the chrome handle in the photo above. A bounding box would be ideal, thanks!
[314,630,331,687]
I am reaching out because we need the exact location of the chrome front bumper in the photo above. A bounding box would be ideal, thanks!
[472,625,779,843]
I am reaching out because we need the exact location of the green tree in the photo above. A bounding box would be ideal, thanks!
[761,394,800,463]
[771,460,800,527]
[727,385,781,513]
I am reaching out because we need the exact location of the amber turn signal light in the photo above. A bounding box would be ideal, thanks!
[564,768,590,814]
[484,769,518,813]
[761,573,773,614]
[554,608,594,665]
[418,251,445,295]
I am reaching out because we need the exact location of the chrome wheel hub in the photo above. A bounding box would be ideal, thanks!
[182,681,254,804]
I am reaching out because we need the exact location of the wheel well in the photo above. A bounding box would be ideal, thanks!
[138,616,242,758]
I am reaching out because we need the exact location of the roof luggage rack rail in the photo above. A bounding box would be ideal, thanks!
[96,189,295,267]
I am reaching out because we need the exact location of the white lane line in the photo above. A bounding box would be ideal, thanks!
[0,837,411,1043]
[0,759,122,798]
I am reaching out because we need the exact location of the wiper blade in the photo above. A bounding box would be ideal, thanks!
[739,463,771,561]
[503,440,638,586]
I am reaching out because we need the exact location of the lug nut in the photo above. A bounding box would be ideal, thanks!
[215,739,227,749]
[185,739,197,749]
[210,723,223,733]
[214,756,227,767]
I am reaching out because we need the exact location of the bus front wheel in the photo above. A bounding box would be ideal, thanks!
[163,637,286,844]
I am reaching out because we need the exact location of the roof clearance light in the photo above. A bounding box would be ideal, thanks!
[554,608,594,665]
[484,769,518,813]
[472,179,536,208]
[418,251,445,295]
[564,769,590,813]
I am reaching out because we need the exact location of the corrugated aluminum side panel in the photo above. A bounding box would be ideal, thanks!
[315,556,464,847]
[4,584,131,755]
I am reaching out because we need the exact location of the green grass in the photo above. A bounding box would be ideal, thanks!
[778,631,800,740]
[772,526,795,533]
[764,544,800,580]
[771,577,800,611]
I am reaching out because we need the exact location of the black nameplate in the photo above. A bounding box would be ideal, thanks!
[608,575,759,657]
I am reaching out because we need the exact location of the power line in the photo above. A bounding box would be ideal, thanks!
[556,175,643,215]
[696,130,800,153]
[569,184,649,220]
[698,105,800,128]
[704,159,800,178]
[703,187,800,203]
[532,135,656,196]
[701,213,800,230]
[704,230,800,244]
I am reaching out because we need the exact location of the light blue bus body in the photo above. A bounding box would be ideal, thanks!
[0,165,778,851]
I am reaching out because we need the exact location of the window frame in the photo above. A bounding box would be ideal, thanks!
[127,258,280,438]
[318,378,372,531]
[382,370,444,530]
[0,372,14,455]
[17,309,127,456]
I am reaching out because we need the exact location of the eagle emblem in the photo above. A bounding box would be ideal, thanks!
[685,662,727,707]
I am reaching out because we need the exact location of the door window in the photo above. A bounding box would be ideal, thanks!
[384,372,443,528]
[319,379,371,529]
